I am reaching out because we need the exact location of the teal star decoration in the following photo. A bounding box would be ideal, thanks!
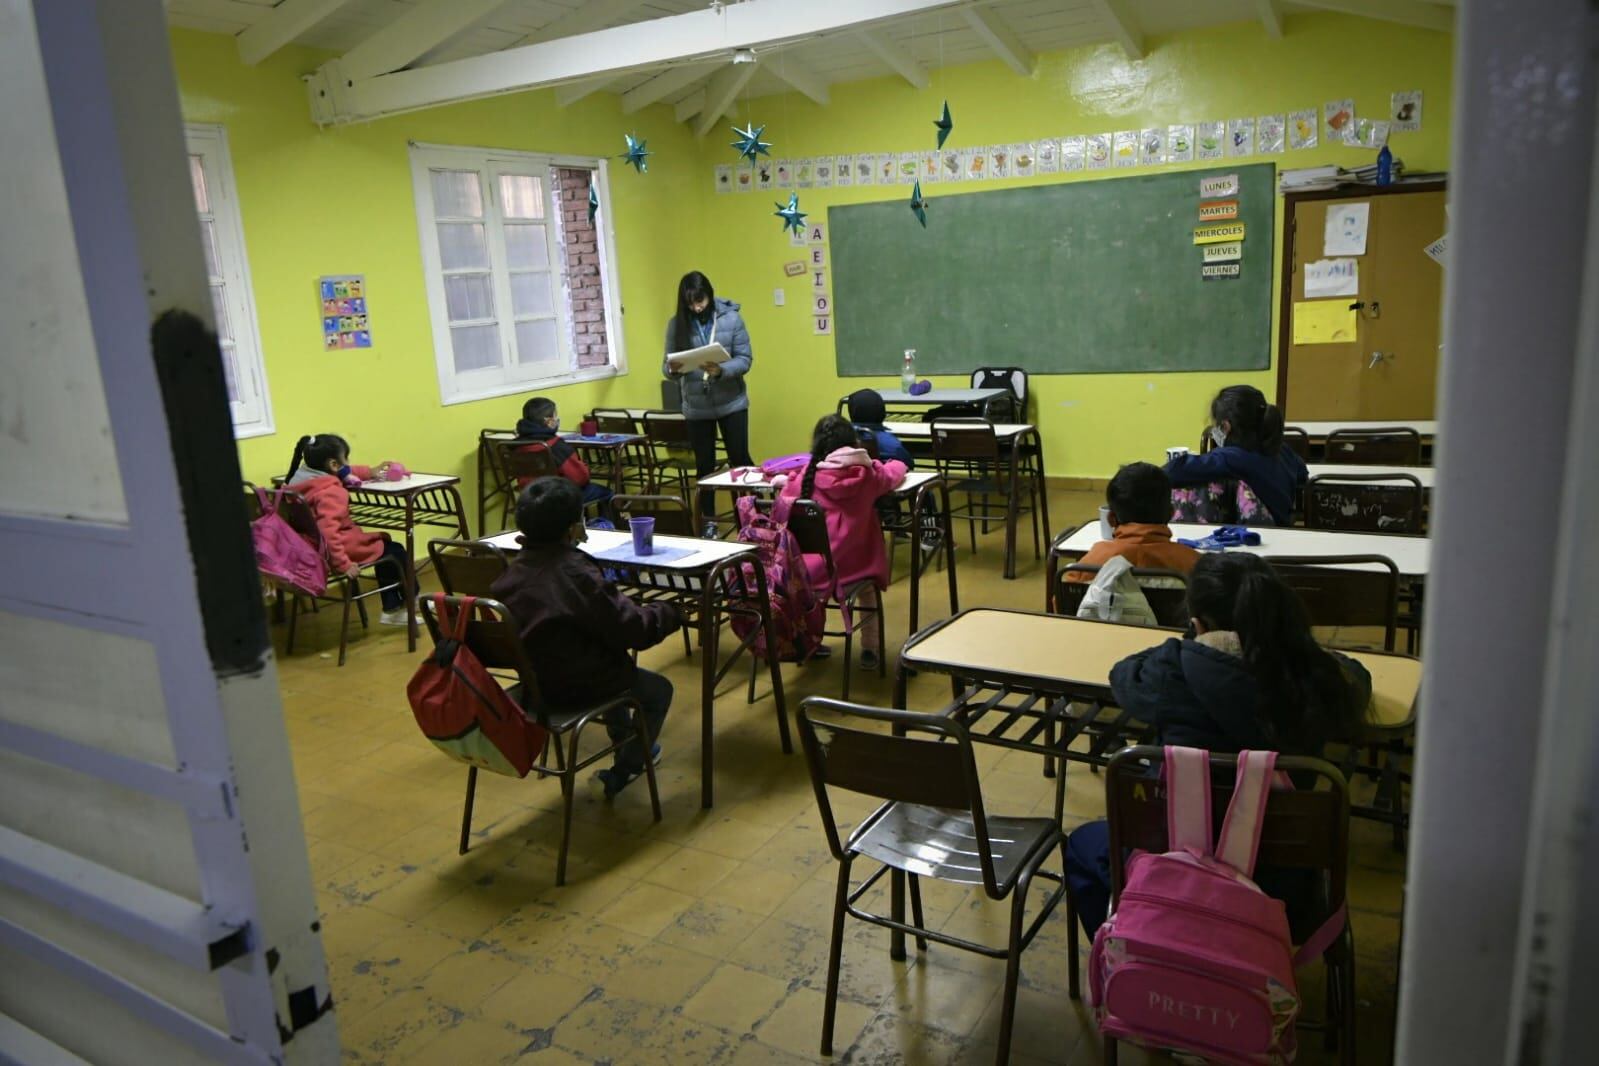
[587,180,599,223]
[934,100,953,149]
[730,122,773,163]
[909,180,928,228]
[621,133,651,173]
[774,192,807,236]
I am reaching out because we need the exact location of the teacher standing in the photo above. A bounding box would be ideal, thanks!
[663,270,754,537]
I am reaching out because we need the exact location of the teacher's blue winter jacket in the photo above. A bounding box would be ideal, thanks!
[1164,444,1308,525]
[663,297,752,421]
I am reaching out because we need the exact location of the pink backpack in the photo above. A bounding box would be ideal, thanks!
[250,487,328,597]
[760,452,811,478]
[1089,747,1345,1065]
[728,493,826,662]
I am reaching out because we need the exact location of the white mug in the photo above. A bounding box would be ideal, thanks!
[1098,505,1114,542]
[1165,446,1191,462]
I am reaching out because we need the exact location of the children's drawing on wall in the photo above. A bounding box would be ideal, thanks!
[1228,118,1255,157]
[1323,99,1355,142]
[1196,121,1225,160]
[1167,124,1194,163]
[1289,109,1318,150]
[1391,90,1423,132]
[1257,114,1286,154]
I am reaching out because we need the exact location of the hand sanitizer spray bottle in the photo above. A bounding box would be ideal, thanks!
[901,349,917,393]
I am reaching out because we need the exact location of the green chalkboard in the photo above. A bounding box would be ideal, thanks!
[829,163,1274,376]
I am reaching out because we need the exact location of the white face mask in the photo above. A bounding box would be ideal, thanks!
[1209,426,1229,450]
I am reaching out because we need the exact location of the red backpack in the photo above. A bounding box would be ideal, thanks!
[729,494,826,662]
[407,595,548,776]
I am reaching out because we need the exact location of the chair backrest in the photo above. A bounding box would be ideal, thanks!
[590,408,639,434]
[272,488,328,554]
[1304,473,1423,534]
[496,440,561,482]
[1264,554,1400,650]
[612,494,696,537]
[858,431,881,460]
[1324,427,1422,464]
[785,499,838,577]
[970,366,1027,421]
[1054,563,1191,627]
[1281,426,1312,460]
[427,538,512,597]
[419,594,542,703]
[642,409,692,447]
[929,418,1000,463]
[1104,746,1349,915]
[659,378,682,412]
[797,697,1007,897]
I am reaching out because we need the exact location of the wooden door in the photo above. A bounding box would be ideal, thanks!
[1282,187,1447,420]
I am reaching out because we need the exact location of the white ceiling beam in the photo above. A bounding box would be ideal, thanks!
[674,88,707,124]
[1089,0,1145,59]
[621,62,720,114]
[856,29,929,90]
[1290,0,1453,30]
[337,0,511,82]
[556,78,617,108]
[235,0,354,66]
[1254,0,1284,38]
[962,6,1035,76]
[308,0,965,123]
[767,54,832,106]
[694,62,758,139]
[513,0,652,47]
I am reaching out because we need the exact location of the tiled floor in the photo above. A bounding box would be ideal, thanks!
[276,488,1405,1064]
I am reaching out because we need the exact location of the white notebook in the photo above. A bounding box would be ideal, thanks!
[666,342,730,372]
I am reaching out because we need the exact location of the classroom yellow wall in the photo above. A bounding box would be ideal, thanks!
[169,29,698,495]
[684,12,1454,477]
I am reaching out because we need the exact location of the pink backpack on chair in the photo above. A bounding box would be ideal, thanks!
[250,487,327,597]
[1089,747,1345,1065]
[728,493,826,661]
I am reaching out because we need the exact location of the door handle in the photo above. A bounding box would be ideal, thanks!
[1368,351,1392,369]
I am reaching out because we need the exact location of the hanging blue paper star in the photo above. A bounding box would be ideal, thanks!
[774,192,807,236]
[909,180,928,228]
[621,133,651,173]
[730,122,773,163]
[934,100,953,149]
[587,180,599,223]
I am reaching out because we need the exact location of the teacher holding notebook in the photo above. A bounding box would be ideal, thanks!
[663,270,754,537]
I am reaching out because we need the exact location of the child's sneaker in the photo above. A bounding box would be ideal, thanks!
[593,766,640,799]
[861,649,881,671]
[379,608,416,626]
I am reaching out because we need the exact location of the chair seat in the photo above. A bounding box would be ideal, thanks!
[507,684,623,733]
[851,803,1059,895]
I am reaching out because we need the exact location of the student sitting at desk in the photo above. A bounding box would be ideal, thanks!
[845,389,914,467]
[1164,384,1307,525]
[490,478,680,799]
[1067,463,1199,583]
[513,396,612,510]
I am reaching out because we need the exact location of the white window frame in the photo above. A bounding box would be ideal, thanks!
[409,142,628,406]
[184,123,273,438]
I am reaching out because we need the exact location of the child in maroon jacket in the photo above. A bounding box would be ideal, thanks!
[513,396,612,510]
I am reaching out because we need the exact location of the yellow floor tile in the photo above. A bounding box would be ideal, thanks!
[679,963,792,1035]
[755,986,877,1058]
[592,879,699,939]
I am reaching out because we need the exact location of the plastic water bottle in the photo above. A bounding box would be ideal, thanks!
[901,349,917,393]
[1376,145,1393,186]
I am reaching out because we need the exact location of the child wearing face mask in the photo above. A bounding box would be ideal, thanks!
[284,433,413,624]
[1164,384,1307,525]
[512,396,612,510]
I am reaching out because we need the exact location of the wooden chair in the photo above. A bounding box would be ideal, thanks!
[929,418,1042,563]
[971,366,1028,423]
[590,407,653,494]
[1324,427,1423,464]
[427,538,511,598]
[1051,563,1191,627]
[1282,425,1312,460]
[1087,747,1356,1065]
[1265,554,1400,651]
[1305,473,1425,535]
[640,409,697,502]
[419,595,661,886]
[493,440,607,527]
[798,698,1069,1066]
[786,500,885,700]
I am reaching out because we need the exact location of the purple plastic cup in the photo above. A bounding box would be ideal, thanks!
[630,516,656,556]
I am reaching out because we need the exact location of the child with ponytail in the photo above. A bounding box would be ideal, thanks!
[777,414,908,668]
[1165,384,1307,524]
[285,434,413,624]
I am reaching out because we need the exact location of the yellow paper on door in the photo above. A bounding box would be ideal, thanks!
[1293,300,1359,344]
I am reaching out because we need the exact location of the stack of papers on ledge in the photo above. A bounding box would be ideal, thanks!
[1279,159,1407,193]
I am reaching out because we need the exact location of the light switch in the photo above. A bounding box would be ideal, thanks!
[773,288,786,307]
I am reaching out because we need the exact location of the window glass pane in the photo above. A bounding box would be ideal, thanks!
[437,222,488,270]
[510,272,555,317]
[504,223,548,270]
[498,174,545,219]
[444,274,495,322]
[450,323,501,373]
[209,283,232,342]
[515,317,560,365]
[200,219,220,278]
[219,342,241,403]
[188,154,209,213]
[430,169,482,217]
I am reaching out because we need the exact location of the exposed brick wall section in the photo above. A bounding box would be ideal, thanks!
[555,167,610,370]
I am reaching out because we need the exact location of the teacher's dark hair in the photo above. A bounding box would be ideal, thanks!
[672,271,716,354]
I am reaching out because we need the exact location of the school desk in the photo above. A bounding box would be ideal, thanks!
[854,387,1012,421]
[483,527,790,809]
[476,428,647,528]
[1294,420,1439,463]
[342,473,468,649]
[696,469,958,639]
[895,608,1422,821]
[1050,520,1431,578]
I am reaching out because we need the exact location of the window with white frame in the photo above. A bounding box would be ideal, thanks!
[410,143,625,405]
[185,124,272,437]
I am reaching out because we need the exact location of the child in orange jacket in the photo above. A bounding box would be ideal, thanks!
[284,433,412,624]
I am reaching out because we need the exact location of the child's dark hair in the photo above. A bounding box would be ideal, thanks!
[286,434,350,480]
[515,477,581,545]
[671,271,716,353]
[1210,384,1284,455]
[800,414,860,500]
[1186,553,1362,752]
[1106,462,1173,526]
[845,389,887,425]
[522,396,557,422]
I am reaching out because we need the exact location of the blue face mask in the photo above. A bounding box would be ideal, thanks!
[335,464,352,480]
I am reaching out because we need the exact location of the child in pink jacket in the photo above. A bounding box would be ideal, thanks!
[778,414,908,668]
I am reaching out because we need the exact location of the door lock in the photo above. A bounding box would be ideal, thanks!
[1368,350,1391,369]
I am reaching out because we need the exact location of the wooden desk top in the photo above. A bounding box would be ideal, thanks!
[888,422,1034,440]
[482,528,750,570]
[874,387,1009,405]
[349,473,460,493]
[1052,521,1431,577]
[697,470,940,494]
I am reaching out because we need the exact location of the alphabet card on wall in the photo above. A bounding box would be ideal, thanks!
[319,275,371,349]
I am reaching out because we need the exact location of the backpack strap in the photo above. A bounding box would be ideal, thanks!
[1215,749,1278,877]
[1164,746,1213,856]
[1293,902,1349,968]
[770,491,794,527]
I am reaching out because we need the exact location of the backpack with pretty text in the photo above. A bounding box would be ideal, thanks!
[728,493,826,662]
[407,595,548,777]
[250,487,328,597]
[1089,747,1345,1065]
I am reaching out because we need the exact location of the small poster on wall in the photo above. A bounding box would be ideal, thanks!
[319,275,371,349]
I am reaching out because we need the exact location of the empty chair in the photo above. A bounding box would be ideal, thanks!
[1305,473,1424,534]
[590,408,653,494]
[1264,554,1400,650]
[611,493,698,537]
[1323,427,1422,464]
[640,409,697,503]
[1282,425,1312,460]
[786,499,885,699]
[427,538,512,598]
[930,418,1042,573]
[970,366,1029,422]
